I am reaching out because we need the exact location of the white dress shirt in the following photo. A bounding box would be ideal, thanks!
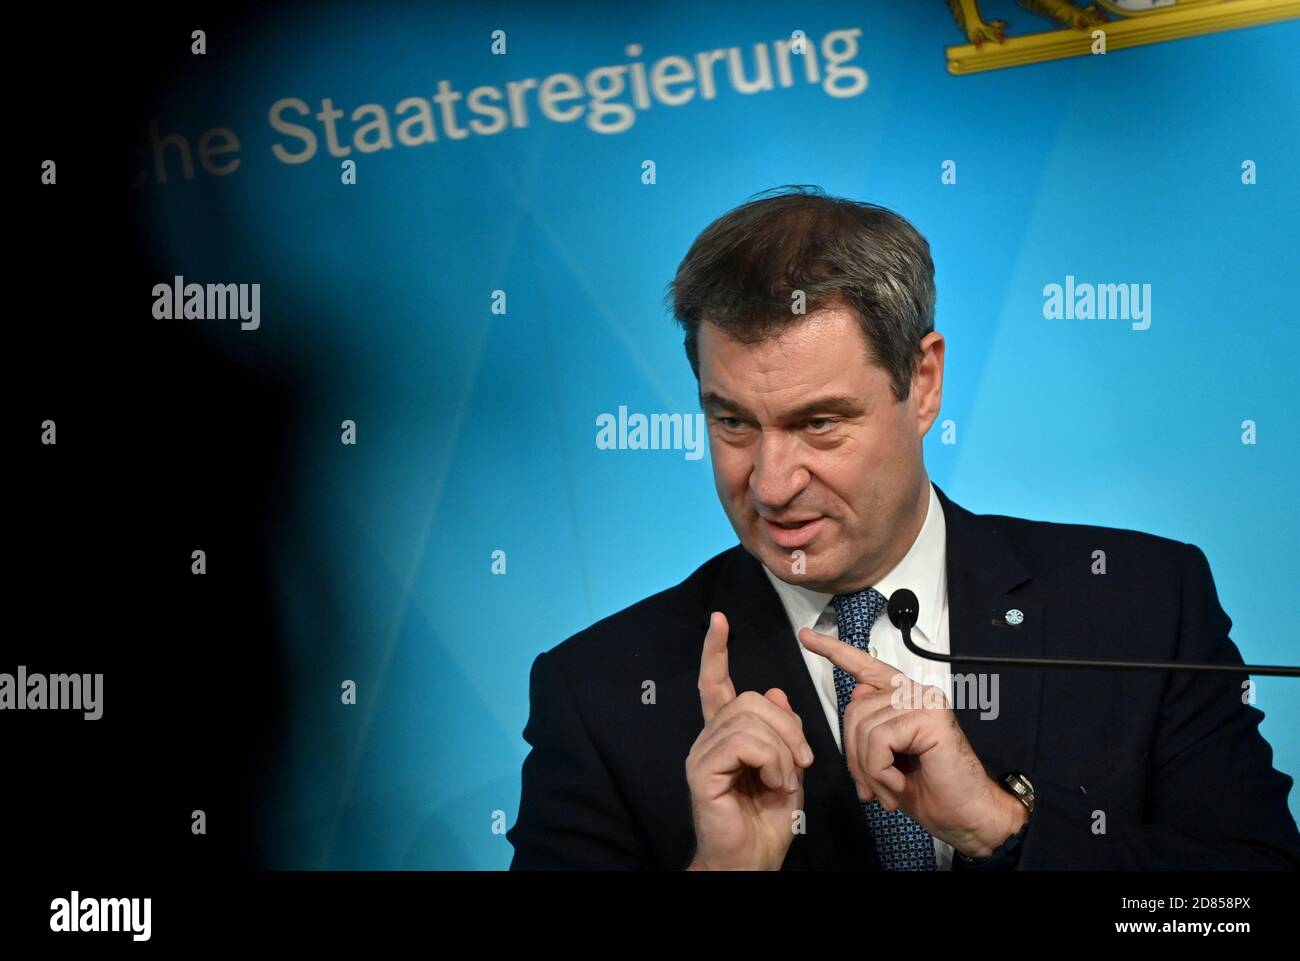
[761,480,955,870]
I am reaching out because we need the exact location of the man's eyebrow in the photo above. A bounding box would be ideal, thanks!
[699,391,866,422]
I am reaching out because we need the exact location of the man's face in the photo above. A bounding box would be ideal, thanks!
[698,300,944,594]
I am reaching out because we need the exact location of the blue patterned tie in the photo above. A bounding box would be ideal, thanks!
[831,588,937,870]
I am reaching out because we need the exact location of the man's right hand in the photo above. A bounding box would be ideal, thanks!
[685,611,815,870]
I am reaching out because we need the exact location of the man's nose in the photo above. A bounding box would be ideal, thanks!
[749,430,810,509]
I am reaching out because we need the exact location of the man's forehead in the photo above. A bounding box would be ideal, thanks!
[698,302,861,351]
[697,312,880,401]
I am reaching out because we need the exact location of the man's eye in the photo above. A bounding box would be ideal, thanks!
[717,417,746,430]
[805,419,836,433]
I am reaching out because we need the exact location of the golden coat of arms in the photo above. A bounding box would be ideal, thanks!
[946,0,1300,73]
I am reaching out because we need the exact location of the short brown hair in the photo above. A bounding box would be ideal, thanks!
[664,185,936,402]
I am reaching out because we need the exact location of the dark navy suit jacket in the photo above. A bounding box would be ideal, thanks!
[507,484,1300,869]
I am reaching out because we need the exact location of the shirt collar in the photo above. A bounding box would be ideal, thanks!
[761,481,946,645]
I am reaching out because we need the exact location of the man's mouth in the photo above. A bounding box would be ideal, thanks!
[761,516,826,547]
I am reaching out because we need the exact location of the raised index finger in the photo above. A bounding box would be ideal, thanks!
[798,626,901,690]
[698,611,736,724]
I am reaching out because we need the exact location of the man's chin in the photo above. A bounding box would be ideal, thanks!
[754,538,834,580]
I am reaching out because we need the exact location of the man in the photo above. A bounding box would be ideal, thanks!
[506,186,1300,870]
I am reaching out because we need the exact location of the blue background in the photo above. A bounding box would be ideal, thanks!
[136,1,1300,868]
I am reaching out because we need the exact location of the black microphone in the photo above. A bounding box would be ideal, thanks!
[885,588,1300,677]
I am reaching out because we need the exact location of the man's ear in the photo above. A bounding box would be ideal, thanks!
[913,332,945,435]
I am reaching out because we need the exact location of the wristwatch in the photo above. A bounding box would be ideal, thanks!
[954,771,1034,868]
[1002,771,1036,815]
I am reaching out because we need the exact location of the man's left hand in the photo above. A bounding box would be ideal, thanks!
[798,626,1028,859]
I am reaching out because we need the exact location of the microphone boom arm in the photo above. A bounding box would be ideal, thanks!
[885,588,1300,678]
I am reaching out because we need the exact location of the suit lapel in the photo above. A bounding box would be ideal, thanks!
[933,483,1045,779]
